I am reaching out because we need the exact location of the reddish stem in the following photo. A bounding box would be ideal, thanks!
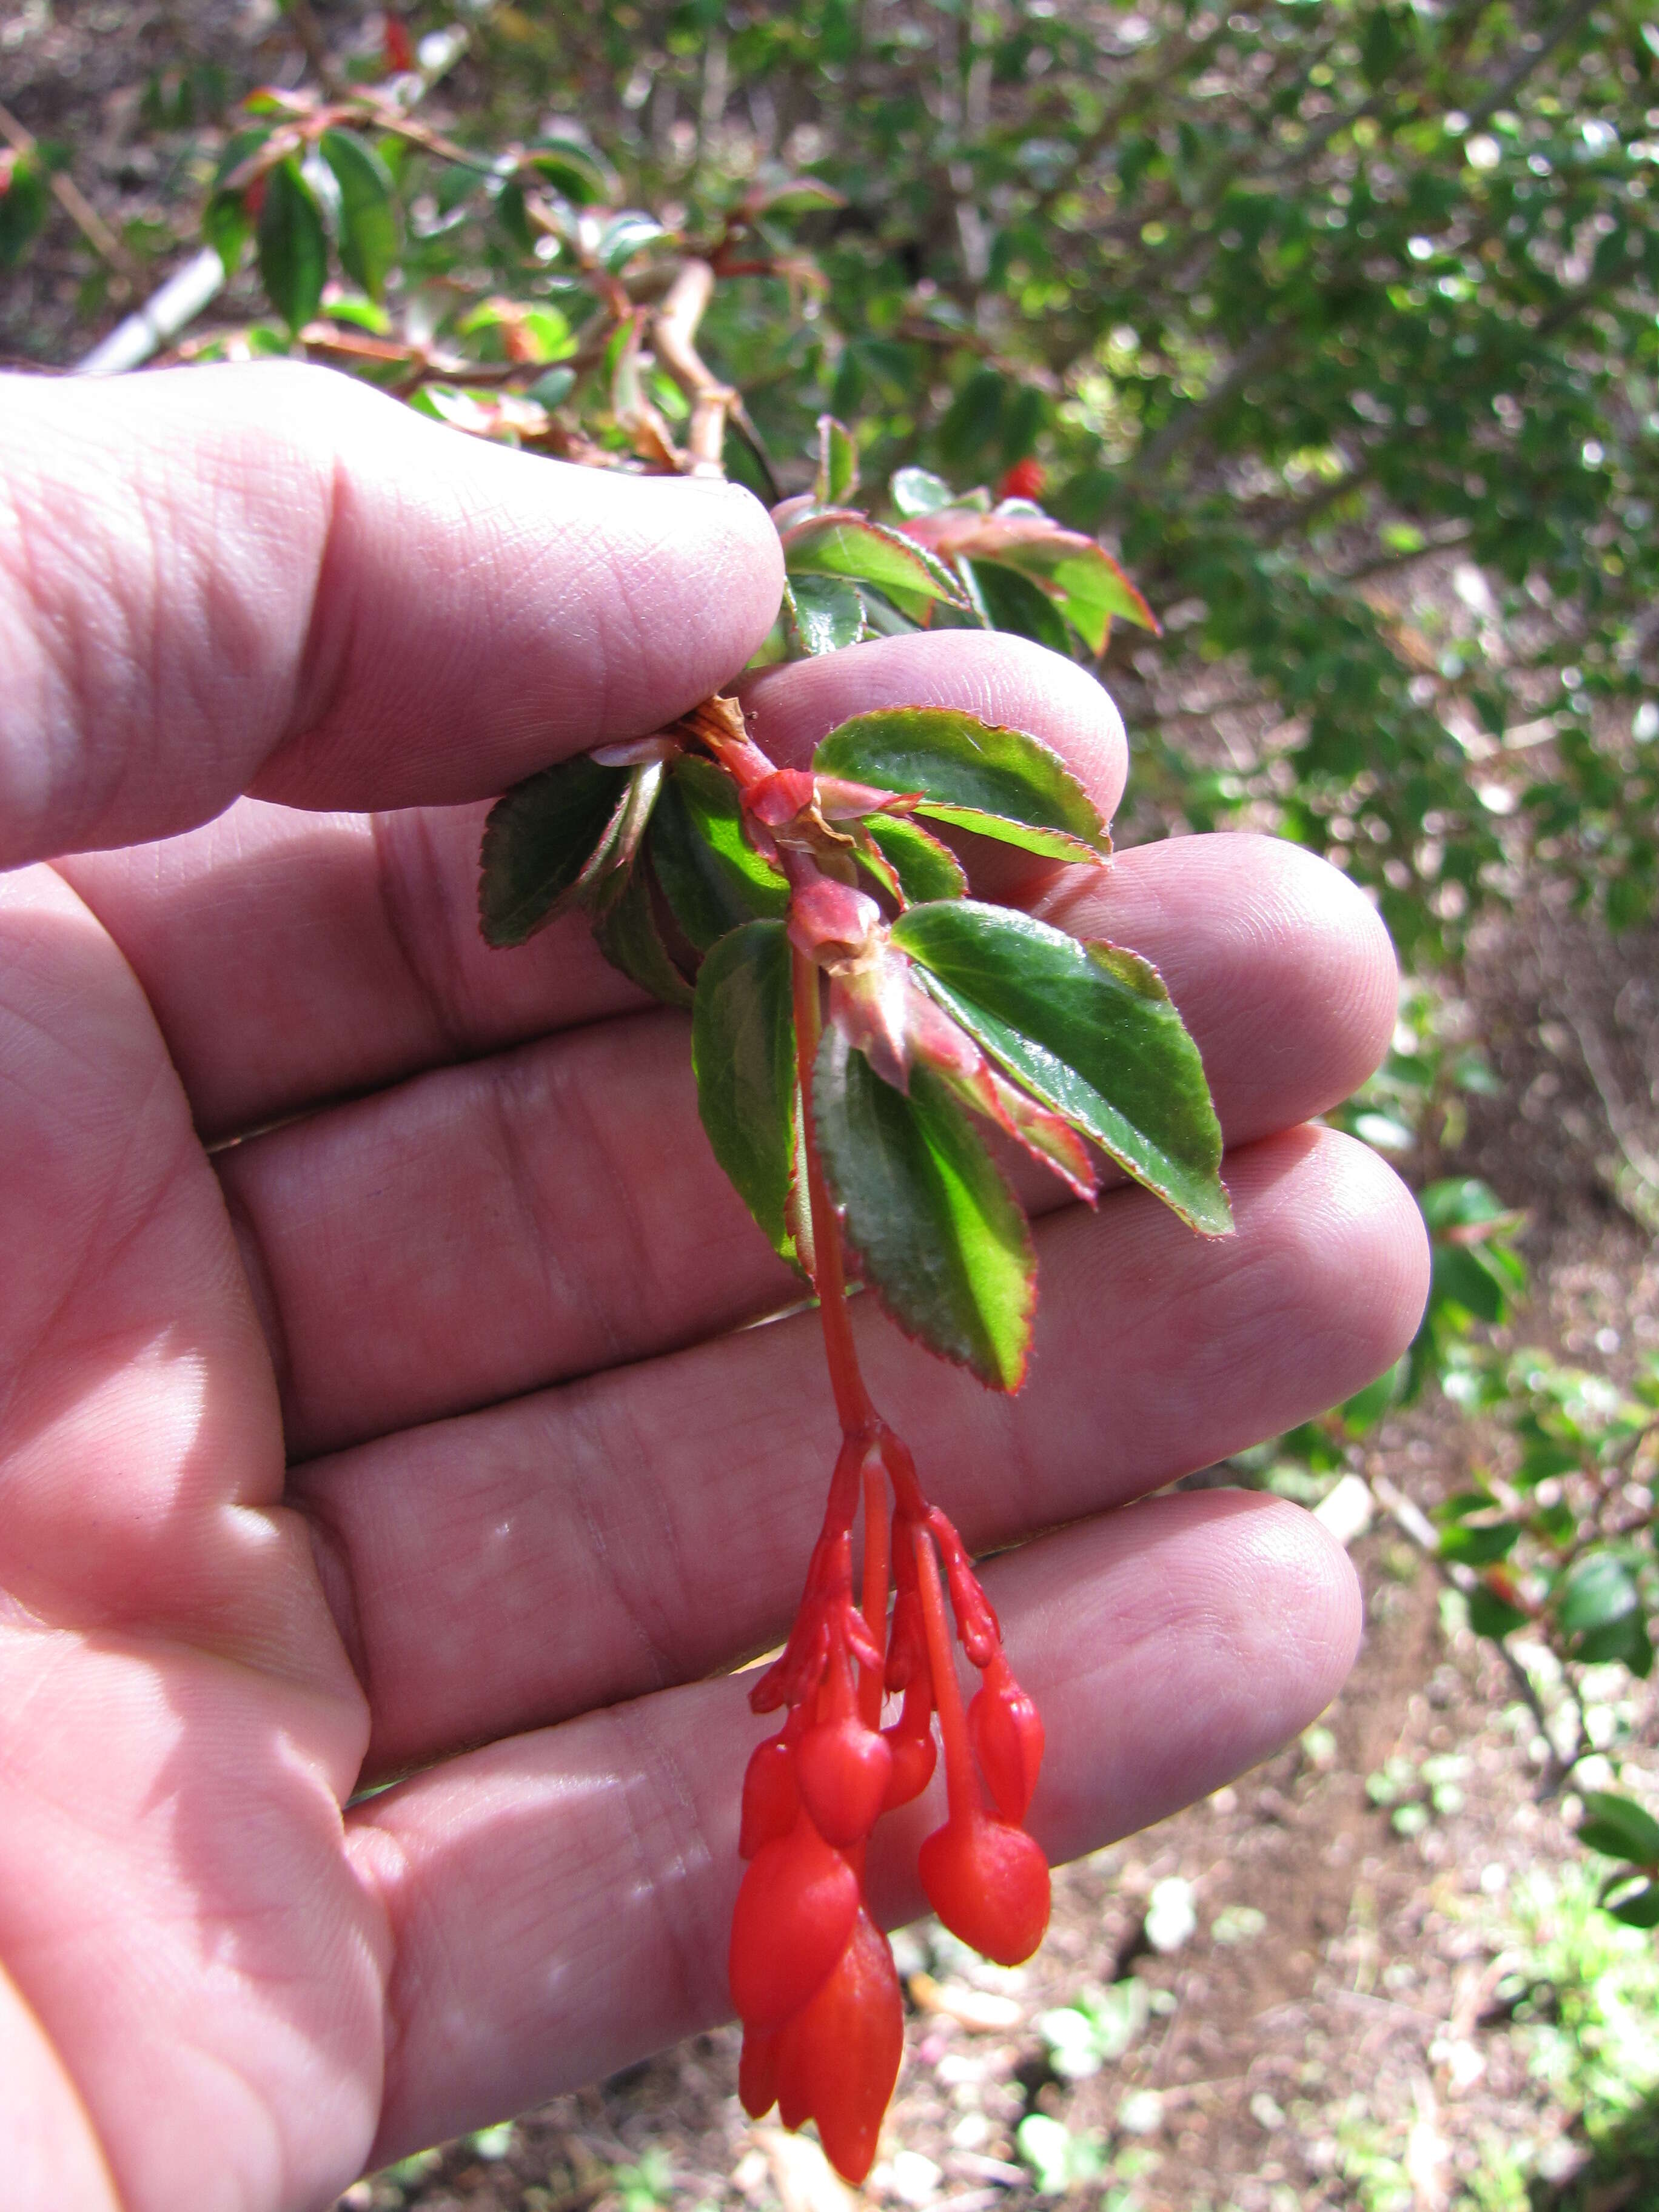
[791,945,876,1438]
[914,1524,979,1826]
[860,1452,890,1728]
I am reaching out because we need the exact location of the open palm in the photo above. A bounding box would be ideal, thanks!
[0,367,1426,2212]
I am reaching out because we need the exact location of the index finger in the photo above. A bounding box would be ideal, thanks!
[0,363,782,867]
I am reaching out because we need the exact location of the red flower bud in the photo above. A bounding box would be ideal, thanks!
[729,1821,860,2029]
[997,458,1046,501]
[918,1811,1050,1966]
[774,1908,903,2184]
[739,1729,801,1859]
[968,1654,1045,1824]
[796,1715,894,1847]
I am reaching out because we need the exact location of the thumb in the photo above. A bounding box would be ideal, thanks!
[0,362,783,869]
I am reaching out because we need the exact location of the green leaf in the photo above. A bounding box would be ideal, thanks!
[1339,1356,1406,1436]
[202,126,271,274]
[648,758,790,951]
[1467,1584,1530,1641]
[1437,1518,1521,1567]
[892,901,1232,1235]
[256,156,327,331]
[1580,1792,1659,1868]
[478,756,630,947]
[592,854,692,1009]
[782,514,968,607]
[890,466,957,519]
[600,211,665,272]
[1555,1551,1641,1637]
[786,574,865,655]
[860,814,968,905]
[968,557,1073,654]
[816,417,859,506]
[692,921,799,1263]
[814,708,1111,865]
[1606,1879,1659,1929]
[525,137,611,205]
[751,177,844,216]
[815,1029,1034,1390]
[320,129,398,300]
[0,152,48,268]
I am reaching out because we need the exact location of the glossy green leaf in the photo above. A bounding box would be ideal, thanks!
[1606,1879,1659,1929]
[892,901,1232,1235]
[816,417,859,506]
[525,137,611,204]
[595,854,693,1009]
[753,178,845,216]
[649,759,789,951]
[814,708,1111,865]
[890,466,956,519]
[1467,1584,1530,1641]
[1555,1552,1641,1637]
[320,129,398,300]
[478,756,630,947]
[782,514,968,607]
[1437,1518,1521,1567]
[968,557,1073,654]
[693,921,799,1264]
[786,574,865,655]
[256,156,327,331]
[814,1028,1034,1390]
[600,211,665,271]
[860,814,968,905]
[202,127,270,275]
[1580,1791,1659,1868]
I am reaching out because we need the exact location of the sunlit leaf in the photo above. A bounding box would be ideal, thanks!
[893,901,1232,1234]
[814,707,1111,864]
[525,136,611,204]
[890,466,957,519]
[860,814,968,905]
[816,416,859,506]
[786,574,865,655]
[320,129,398,300]
[649,757,789,950]
[782,512,968,607]
[1580,1791,1659,1868]
[815,1028,1034,1390]
[256,156,327,330]
[478,756,630,947]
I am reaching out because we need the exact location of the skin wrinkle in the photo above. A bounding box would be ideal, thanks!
[608,1699,723,2030]
[561,1385,685,1695]
[366,809,472,1068]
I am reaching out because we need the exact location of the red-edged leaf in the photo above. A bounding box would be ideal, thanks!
[814,1026,1035,1391]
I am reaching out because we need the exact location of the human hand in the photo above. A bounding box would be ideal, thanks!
[0,365,1427,2211]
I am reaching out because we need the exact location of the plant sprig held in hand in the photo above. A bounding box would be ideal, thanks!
[478,427,1230,2184]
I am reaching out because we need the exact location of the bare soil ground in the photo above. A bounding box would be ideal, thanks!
[5,11,1657,2208]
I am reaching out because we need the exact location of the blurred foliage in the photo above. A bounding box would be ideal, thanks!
[17,0,1646,957]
